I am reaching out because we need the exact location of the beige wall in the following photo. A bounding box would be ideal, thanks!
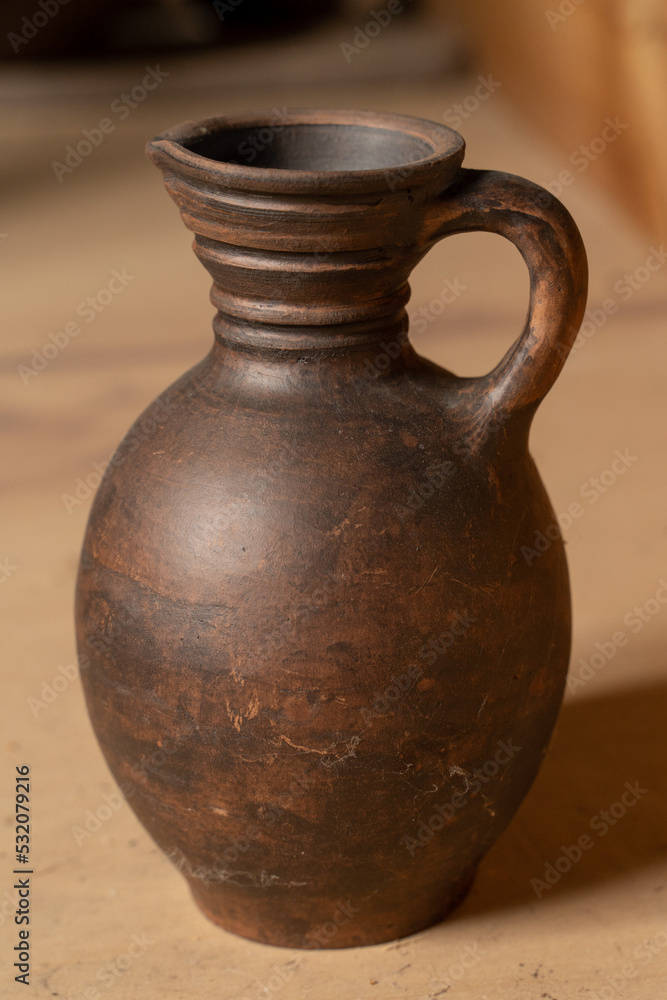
[428,0,667,239]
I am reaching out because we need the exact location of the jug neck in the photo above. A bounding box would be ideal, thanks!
[146,109,465,355]
[195,233,418,355]
[212,310,411,357]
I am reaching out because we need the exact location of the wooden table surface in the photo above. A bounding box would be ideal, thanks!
[1,38,666,1000]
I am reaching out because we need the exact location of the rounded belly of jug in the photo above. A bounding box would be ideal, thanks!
[76,374,570,948]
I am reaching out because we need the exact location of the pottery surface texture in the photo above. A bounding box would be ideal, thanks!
[76,110,588,948]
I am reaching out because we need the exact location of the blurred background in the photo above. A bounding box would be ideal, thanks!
[3,0,666,234]
[2,3,666,999]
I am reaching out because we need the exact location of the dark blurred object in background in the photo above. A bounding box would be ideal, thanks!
[1,0,344,60]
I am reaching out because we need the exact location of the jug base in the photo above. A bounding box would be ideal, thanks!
[188,865,478,949]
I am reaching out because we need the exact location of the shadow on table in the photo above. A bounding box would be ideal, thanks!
[452,664,667,919]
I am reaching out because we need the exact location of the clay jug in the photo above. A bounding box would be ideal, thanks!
[76,109,587,948]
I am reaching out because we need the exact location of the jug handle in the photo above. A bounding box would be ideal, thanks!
[423,167,588,440]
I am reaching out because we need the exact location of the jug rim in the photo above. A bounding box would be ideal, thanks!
[146,108,465,195]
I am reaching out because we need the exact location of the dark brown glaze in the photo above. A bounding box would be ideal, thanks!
[75,110,588,948]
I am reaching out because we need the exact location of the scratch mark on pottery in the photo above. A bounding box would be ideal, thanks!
[228,664,246,685]
[328,517,350,537]
[322,735,360,767]
[225,693,260,732]
[446,574,493,597]
[413,564,440,596]
[481,794,496,817]
[195,867,308,889]
[277,735,336,755]
[276,733,361,767]
[497,636,511,665]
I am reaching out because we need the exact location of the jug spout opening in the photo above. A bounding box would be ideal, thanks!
[146,108,465,197]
